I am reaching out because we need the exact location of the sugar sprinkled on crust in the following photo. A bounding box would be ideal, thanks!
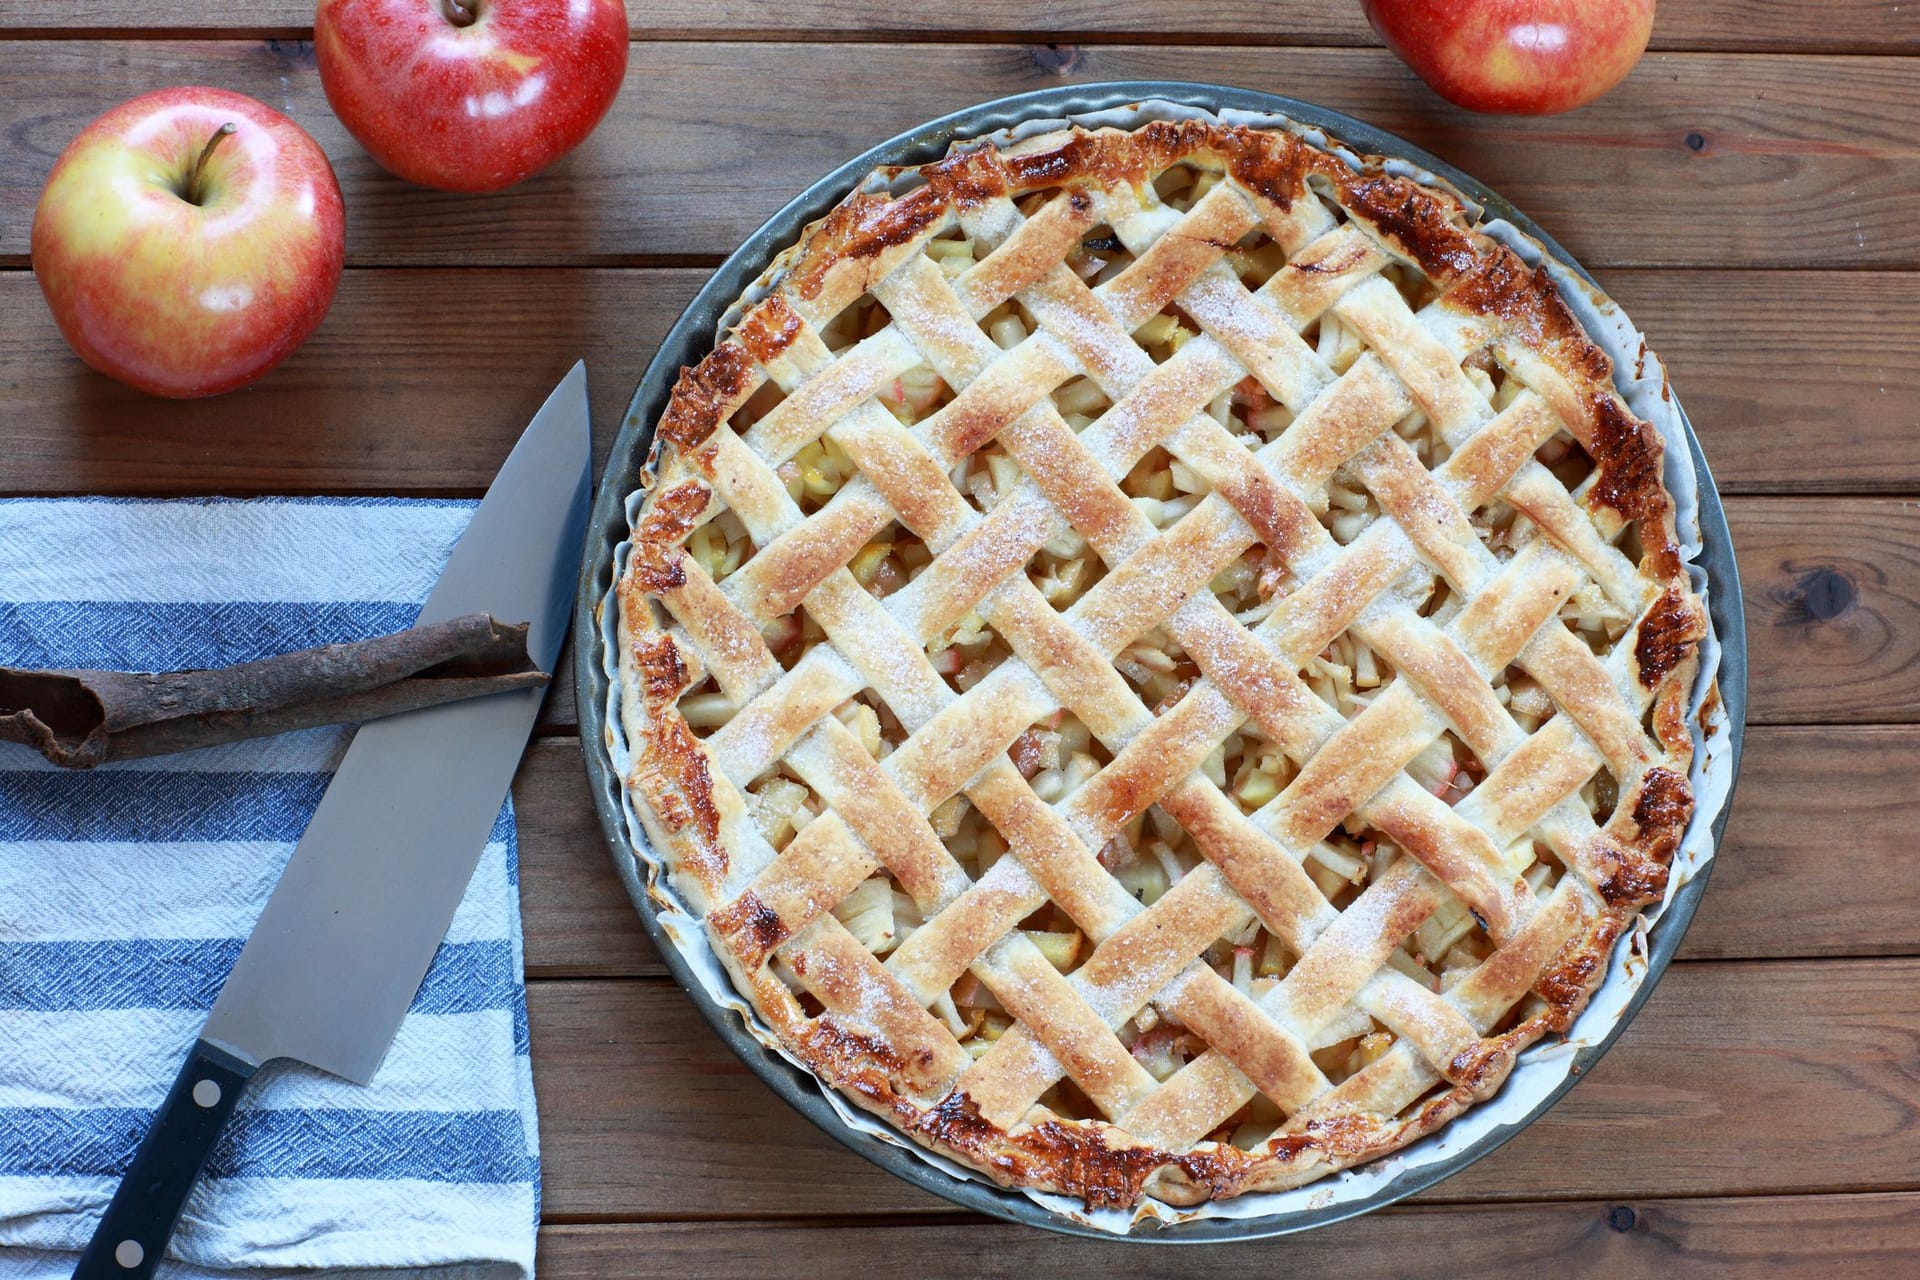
[613,114,1705,1213]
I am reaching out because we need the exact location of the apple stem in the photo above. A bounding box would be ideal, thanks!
[185,123,238,206]
[444,0,478,26]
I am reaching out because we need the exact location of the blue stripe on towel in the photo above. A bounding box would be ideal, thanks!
[0,771,330,843]
[0,496,539,1276]
[0,771,517,845]
[0,938,519,1014]
[0,601,423,671]
[0,1107,538,1184]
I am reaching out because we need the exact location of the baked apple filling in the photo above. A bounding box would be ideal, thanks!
[640,147,1668,1149]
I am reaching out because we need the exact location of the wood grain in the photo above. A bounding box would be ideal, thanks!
[3,43,1916,269]
[544,499,1920,733]
[627,1,1920,53]
[514,724,1920,980]
[4,270,1915,497]
[0,270,689,498]
[1681,727,1920,959]
[525,959,1920,1217]
[529,977,946,1218]
[539,636,579,737]
[1736,500,1920,725]
[1603,271,1920,496]
[4,0,1914,54]
[515,737,662,979]
[7,5,1917,1263]
[535,1192,1920,1277]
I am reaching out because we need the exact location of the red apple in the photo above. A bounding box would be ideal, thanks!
[1362,0,1656,115]
[30,88,346,399]
[315,0,628,192]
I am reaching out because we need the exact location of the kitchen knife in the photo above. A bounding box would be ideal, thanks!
[73,362,593,1280]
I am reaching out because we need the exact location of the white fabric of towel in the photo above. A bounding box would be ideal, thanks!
[0,498,540,1279]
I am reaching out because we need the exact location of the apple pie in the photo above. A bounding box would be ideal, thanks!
[612,115,1707,1209]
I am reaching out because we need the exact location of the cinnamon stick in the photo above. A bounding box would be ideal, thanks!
[0,612,549,769]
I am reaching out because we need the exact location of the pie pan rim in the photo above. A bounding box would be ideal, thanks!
[574,80,1749,1241]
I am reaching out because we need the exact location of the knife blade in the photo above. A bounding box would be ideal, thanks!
[74,362,593,1280]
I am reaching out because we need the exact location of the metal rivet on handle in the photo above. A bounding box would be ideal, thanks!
[114,1239,143,1268]
[192,1079,222,1108]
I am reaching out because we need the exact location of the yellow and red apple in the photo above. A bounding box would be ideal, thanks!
[30,87,346,399]
[1362,0,1657,115]
[315,0,629,192]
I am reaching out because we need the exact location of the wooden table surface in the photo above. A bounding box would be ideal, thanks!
[6,2,1919,1274]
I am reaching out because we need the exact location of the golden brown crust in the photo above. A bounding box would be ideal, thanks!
[1635,586,1706,690]
[623,626,727,889]
[653,122,1689,594]
[611,114,1707,1214]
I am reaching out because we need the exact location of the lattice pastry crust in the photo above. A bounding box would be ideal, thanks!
[613,117,1706,1209]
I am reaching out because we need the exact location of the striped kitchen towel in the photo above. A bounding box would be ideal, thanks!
[0,498,540,1280]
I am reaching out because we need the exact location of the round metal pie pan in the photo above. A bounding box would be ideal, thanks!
[575,81,1750,1241]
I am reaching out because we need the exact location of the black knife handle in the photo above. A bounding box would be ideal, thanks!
[73,1040,258,1280]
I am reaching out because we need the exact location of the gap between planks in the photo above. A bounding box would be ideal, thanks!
[521,961,1920,1214]
[5,45,1919,270]
[516,503,1920,734]
[1,32,1913,53]
[4,0,1918,56]
[511,725,1920,973]
[527,1193,1920,1278]
[2,270,1916,499]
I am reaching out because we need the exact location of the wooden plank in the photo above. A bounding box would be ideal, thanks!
[535,1192,1920,1277]
[1419,957,1920,1204]
[627,1,1920,53]
[4,269,1915,497]
[1681,726,1920,959]
[514,736,661,979]
[1735,500,1920,725]
[0,266,1906,496]
[3,43,1916,269]
[0,269,697,499]
[547,500,1920,732]
[529,977,948,1217]
[526,959,1920,1216]
[1601,271,1920,496]
[515,724,1920,980]
[4,0,1915,54]
[539,635,580,737]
